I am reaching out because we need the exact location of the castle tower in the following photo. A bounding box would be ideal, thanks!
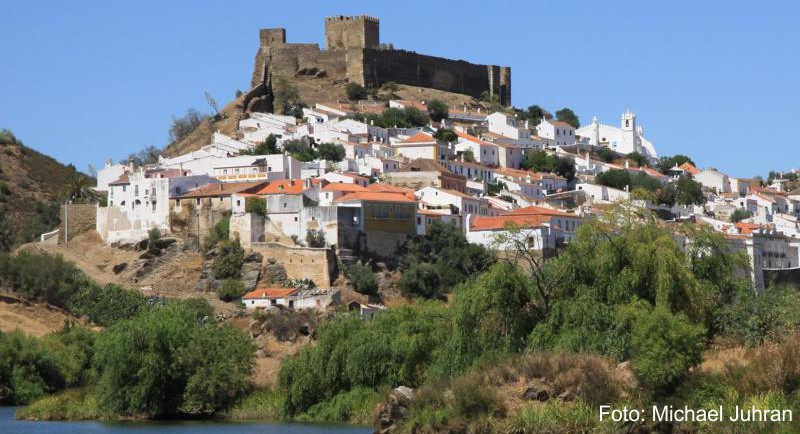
[325,15,380,50]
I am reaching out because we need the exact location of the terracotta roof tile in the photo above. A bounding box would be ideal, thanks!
[242,288,298,299]
[470,215,550,231]
[334,192,417,204]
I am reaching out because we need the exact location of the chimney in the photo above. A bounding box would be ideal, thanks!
[625,160,629,169]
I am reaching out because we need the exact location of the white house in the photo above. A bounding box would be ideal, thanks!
[535,118,576,148]
[98,169,215,244]
[486,112,532,140]
[694,169,731,194]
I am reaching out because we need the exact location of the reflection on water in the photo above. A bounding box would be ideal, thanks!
[0,407,372,434]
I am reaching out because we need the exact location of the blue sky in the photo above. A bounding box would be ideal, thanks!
[1,1,797,178]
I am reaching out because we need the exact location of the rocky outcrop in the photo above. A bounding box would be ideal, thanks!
[373,386,414,434]
[195,249,263,293]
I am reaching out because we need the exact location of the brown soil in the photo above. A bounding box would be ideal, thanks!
[0,292,95,337]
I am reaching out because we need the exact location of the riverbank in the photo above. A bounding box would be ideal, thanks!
[3,406,372,434]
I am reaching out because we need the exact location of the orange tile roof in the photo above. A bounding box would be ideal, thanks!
[470,214,550,231]
[455,130,492,146]
[322,183,367,192]
[503,205,578,218]
[250,179,305,195]
[334,191,417,204]
[679,162,700,175]
[400,132,436,144]
[734,222,761,235]
[366,183,415,194]
[179,181,266,198]
[242,288,298,299]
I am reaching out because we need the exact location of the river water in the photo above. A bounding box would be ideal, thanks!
[0,407,372,434]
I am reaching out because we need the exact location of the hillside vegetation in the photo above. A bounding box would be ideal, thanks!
[0,130,85,248]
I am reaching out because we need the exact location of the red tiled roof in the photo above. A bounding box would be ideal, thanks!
[503,205,578,218]
[400,132,436,144]
[470,214,550,231]
[242,288,298,299]
[334,192,417,204]
[250,179,305,195]
[366,183,415,194]
[679,162,700,175]
[734,222,761,235]
[322,183,367,192]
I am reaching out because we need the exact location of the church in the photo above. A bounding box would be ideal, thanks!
[576,110,658,159]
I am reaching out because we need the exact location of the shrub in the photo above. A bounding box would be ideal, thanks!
[347,262,378,296]
[245,197,266,216]
[346,83,367,101]
[305,229,325,248]
[169,108,206,143]
[427,99,449,122]
[450,373,505,419]
[316,142,346,162]
[398,263,442,299]
[94,302,255,417]
[0,330,65,405]
[205,217,230,250]
[730,207,752,223]
[218,279,246,302]
[628,307,706,392]
[212,238,245,279]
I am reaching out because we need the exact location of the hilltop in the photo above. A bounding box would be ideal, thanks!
[0,130,84,248]
[162,82,480,158]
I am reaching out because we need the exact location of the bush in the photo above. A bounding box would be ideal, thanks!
[316,142,346,162]
[245,197,266,216]
[347,262,378,296]
[204,218,229,250]
[0,330,65,405]
[305,229,325,248]
[169,108,206,143]
[730,208,752,223]
[278,304,447,416]
[346,83,367,101]
[628,307,706,392]
[94,302,255,417]
[398,263,442,299]
[218,279,246,302]
[212,238,245,279]
[427,99,448,122]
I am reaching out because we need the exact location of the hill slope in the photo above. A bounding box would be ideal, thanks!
[0,130,82,248]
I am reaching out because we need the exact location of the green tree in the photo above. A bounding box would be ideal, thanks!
[240,134,280,155]
[65,172,98,203]
[523,105,550,125]
[169,108,206,143]
[730,208,752,223]
[626,152,648,167]
[346,83,367,101]
[0,330,65,405]
[305,229,326,248]
[95,302,254,417]
[218,279,246,302]
[596,147,616,163]
[627,306,706,392]
[674,178,706,206]
[439,262,537,376]
[245,197,266,216]
[212,238,245,279]
[657,154,695,174]
[427,99,449,122]
[316,142,346,162]
[433,128,457,142]
[462,149,475,163]
[398,263,442,299]
[555,108,580,128]
[282,138,317,162]
[347,262,378,296]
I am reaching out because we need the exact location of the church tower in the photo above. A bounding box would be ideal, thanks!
[620,109,638,154]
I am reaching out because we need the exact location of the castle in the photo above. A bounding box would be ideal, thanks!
[248,16,511,110]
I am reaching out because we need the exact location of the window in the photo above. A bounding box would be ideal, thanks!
[135,185,139,196]
[122,185,127,192]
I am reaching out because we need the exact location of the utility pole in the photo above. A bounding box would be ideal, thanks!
[64,199,69,244]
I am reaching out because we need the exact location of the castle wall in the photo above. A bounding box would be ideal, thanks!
[249,16,511,108]
[360,49,511,105]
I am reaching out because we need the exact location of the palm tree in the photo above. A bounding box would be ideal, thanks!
[65,172,98,203]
